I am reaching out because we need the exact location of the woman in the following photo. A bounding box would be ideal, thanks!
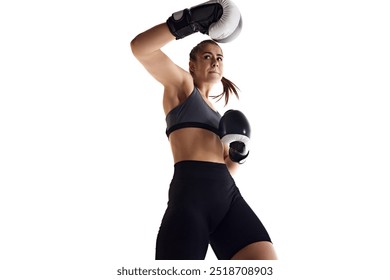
[130,1,277,260]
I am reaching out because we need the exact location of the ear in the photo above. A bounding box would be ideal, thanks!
[189,61,195,72]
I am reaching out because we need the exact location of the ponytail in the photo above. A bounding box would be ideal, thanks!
[211,76,240,106]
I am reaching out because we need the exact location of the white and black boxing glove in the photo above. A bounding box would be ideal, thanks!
[166,0,242,42]
[219,110,251,164]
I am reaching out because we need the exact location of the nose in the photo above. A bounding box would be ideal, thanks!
[212,59,219,68]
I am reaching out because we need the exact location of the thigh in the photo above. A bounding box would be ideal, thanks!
[231,241,277,260]
[155,206,209,260]
[210,196,272,260]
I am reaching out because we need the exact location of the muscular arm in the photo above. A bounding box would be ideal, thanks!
[131,23,174,58]
[130,23,188,88]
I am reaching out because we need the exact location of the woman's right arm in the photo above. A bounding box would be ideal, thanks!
[131,0,233,88]
[130,23,188,88]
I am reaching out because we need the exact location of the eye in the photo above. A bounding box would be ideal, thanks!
[217,57,223,61]
[204,54,211,59]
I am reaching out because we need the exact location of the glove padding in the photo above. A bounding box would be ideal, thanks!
[166,0,242,42]
[208,0,242,43]
[219,110,251,164]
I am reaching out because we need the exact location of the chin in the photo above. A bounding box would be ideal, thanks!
[209,74,222,81]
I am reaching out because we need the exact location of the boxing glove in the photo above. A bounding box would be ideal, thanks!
[219,110,251,164]
[166,0,242,42]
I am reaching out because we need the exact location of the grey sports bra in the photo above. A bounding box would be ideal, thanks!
[166,87,221,137]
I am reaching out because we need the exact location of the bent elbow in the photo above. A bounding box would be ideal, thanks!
[130,36,141,58]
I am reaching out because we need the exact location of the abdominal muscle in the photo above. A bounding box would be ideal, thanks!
[169,128,226,164]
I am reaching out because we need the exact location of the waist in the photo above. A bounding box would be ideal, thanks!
[173,160,231,181]
[169,128,225,164]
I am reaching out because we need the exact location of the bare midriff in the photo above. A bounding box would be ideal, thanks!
[169,128,225,164]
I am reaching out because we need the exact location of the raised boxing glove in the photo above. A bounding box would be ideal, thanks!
[219,110,251,164]
[166,0,242,42]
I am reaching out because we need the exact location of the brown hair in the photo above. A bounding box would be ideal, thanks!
[189,40,239,106]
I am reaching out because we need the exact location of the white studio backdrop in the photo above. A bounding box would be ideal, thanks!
[1,0,389,279]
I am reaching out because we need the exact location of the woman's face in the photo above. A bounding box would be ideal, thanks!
[190,43,224,85]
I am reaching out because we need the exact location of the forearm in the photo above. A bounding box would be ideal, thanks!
[224,155,239,175]
[223,144,239,175]
[130,23,175,59]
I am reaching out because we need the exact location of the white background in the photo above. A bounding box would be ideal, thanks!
[1,0,389,279]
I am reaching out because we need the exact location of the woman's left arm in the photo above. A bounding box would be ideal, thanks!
[223,144,239,175]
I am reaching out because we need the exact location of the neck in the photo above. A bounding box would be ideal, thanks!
[195,83,214,98]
